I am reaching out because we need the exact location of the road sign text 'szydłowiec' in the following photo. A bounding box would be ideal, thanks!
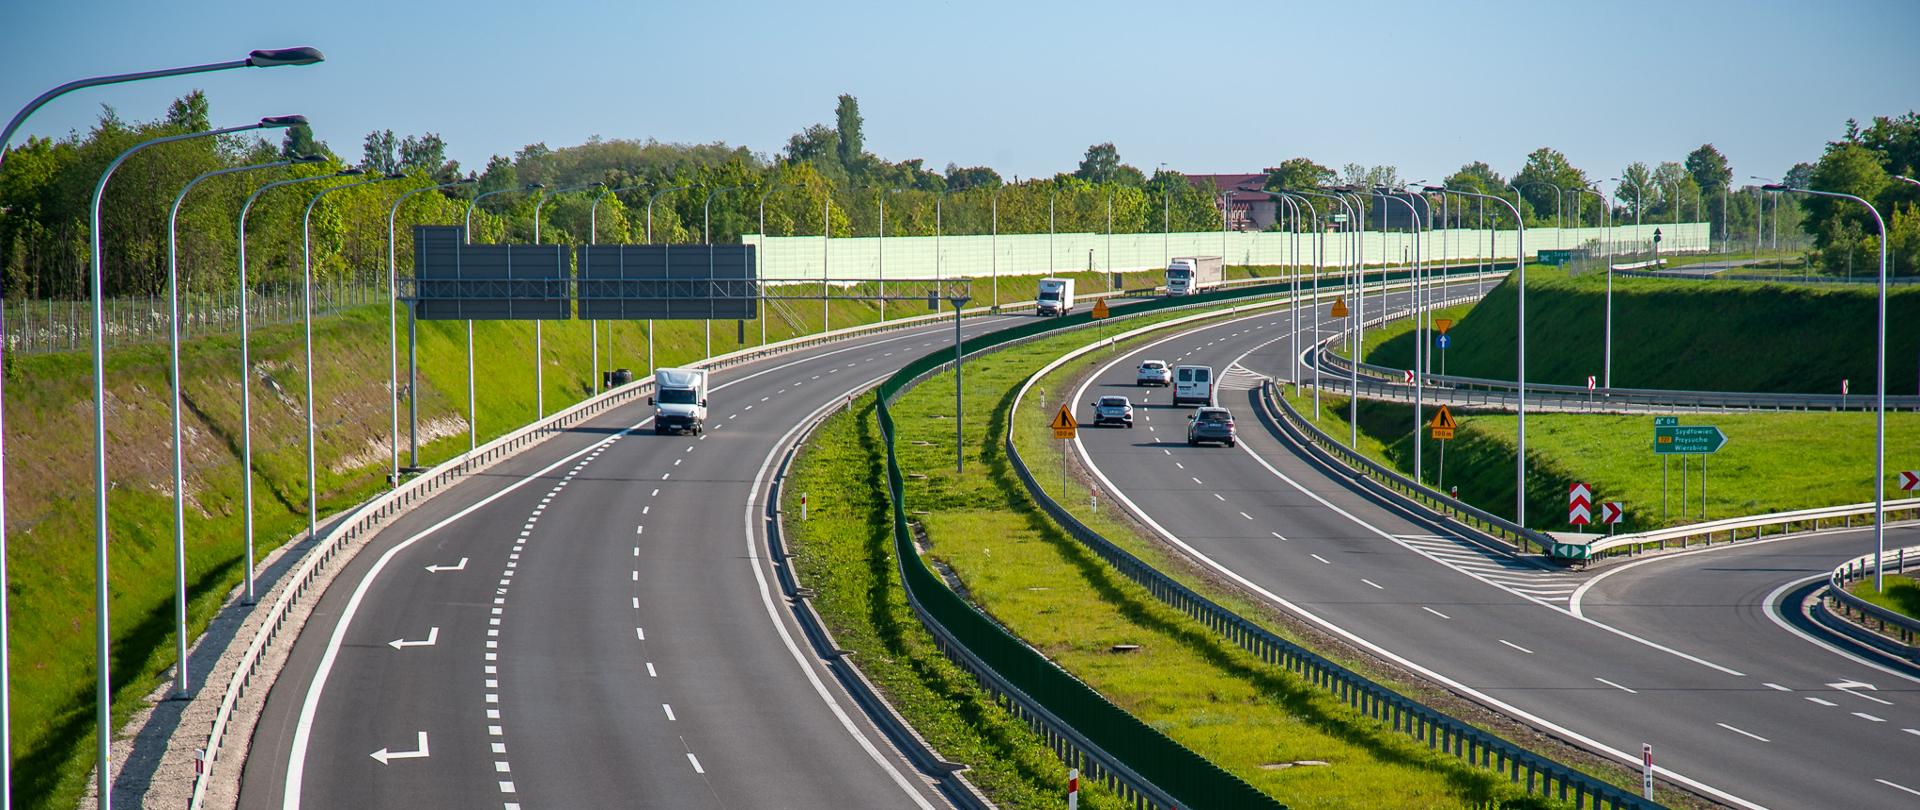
[1569,482,1593,526]
[1051,403,1077,440]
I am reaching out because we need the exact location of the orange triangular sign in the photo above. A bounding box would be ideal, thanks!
[1092,299,1111,319]
[1430,405,1457,431]
[1330,297,1350,318]
[1051,404,1078,431]
[1434,318,1454,334]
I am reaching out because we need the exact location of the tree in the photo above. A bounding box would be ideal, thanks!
[1683,144,1732,195]
[477,153,517,195]
[164,91,210,132]
[362,129,399,174]
[784,123,838,165]
[1074,142,1122,183]
[399,133,454,179]
[1783,162,1814,189]
[1804,142,1888,257]
[1617,162,1654,220]
[1650,161,1697,220]
[1264,157,1335,191]
[1512,147,1589,225]
[944,163,1002,191]
[1443,161,1505,196]
[280,122,326,160]
[834,94,863,174]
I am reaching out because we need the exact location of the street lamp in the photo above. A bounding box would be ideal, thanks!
[878,188,904,322]
[1436,186,1530,528]
[1279,192,1322,414]
[755,175,789,346]
[238,168,359,608]
[950,294,972,474]
[390,176,477,475]
[86,113,306,810]
[532,182,595,416]
[1376,191,1426,483]
[303,172,406,550]
[1,52,320,806]
[704,184,745,358]
[1570,185,1614,387]
[646,185,691,372]
[464,183,544,449]
[1769,182,1890,589]
[164,154,321,699]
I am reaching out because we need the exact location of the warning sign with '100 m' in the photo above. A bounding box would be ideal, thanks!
[1429,405,1456,440]
[1051,404,1078,439]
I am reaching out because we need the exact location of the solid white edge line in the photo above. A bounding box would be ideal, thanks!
[286,316,1011,808]
[1039,298,1766,810]
[743,374,938,809]
[1761,573,1920,687]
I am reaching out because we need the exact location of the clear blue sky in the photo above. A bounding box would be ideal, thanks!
[5,0,1916,187]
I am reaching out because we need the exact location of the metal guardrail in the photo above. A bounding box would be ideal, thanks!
[1824,546,1920,651]
[1584,499,1920,559]
[184,302,1025,809]
[1323,351,1920,413]
[998,315,1650,808]
[1613,268,1920,285]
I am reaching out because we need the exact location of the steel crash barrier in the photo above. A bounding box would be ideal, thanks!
[183,301,1053,809]
[977,279,1649,808]
[1823,547,1920,654]
[873,263,1657,809]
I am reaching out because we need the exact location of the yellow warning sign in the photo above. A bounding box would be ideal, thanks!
[1429,404,1457,440]
[1434,318,1454,334]
[1051,403,1078,439]
[1091,299,1110,320]
[1330,297,1350,318]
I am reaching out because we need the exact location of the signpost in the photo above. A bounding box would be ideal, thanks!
[1654,417,1724,520]
[1900,470,1918,494]
[1434,319,1451,375]
[1051,404,1078,492]
[1602,501,1624,535]
[1091,298,1110,319]
[1403,369,1414,385]
[1642,744,1655,800]
[1430,405,1456,489]
[1330,297,1349,318]
[1434,318,1453,334]
[1569,482,1593,527]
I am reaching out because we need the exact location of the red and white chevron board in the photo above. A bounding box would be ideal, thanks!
[1901,470,1920,492]
[1404,369,1415,384]
[1568,482,1593,525]
[1601,501,1624,525]
[1587,375,1597,391]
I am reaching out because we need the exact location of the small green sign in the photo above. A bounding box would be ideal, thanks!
[1549,541,1593,562]
[1654,416,1678,427]
[1654,424,1726,455]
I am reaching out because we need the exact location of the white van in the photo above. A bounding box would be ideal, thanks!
[650,367,709,435]
[1172,364,1214,407]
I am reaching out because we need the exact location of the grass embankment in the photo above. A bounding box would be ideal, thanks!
[1366,267,1920,394]
[1848,574,1920,621]
[788,298,1611,807]
[3,269,1162,810]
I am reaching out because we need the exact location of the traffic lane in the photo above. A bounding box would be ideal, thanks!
[1073,314,1918,807]
[241,313,1013,809]
[1580,527,1920,720]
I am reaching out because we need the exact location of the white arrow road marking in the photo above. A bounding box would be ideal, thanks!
[424,557,468,573]
[388,627,439,650]
[370,732,429,764]
[1828,680,1894,705]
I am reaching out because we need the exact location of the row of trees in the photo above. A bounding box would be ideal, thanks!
[5,92,1914,301]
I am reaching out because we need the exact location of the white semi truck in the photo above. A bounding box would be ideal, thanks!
[649,367,709,435]
[1165,256,1224,295]
[1036,277,1076,316]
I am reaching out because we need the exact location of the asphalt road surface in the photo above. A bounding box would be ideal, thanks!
[1068,281,1920,809]
[240,311,1030,810]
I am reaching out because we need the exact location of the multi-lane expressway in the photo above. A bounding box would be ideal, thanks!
[1067,280,1920,809]
[238,311,1032,809]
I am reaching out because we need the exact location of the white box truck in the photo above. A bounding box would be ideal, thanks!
[649,367,709,435]
[1036,277,1075,316]
[1165,256,1224,295]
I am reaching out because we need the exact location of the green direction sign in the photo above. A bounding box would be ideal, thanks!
[1654,424,1726,455]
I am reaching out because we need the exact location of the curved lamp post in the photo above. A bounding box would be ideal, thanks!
[878,188,904,321]
[1769,182,1890,589]
[703,184,745,358]
[88,113,306,810]
[533,182,596,415]
[302,172,407,546]
[1433,185,1529,529]
[237,168,359,609]
[164,154,321,699]
[1570,185,1614,387]
[1375,191,1425,482]
[645,185,690,372]
[462,183,544,448]
[755,176,788,346]
[389,176,476,475]
[0,48,321,807]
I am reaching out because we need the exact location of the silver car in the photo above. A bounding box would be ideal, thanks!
[1136,360,1172,387]
[1090,395,1135,428]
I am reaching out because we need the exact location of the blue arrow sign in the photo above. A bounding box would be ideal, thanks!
[1436,334,1451,350]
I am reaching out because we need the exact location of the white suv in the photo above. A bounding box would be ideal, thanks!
[1136,360,1171,387]
[1090,395,1135,428]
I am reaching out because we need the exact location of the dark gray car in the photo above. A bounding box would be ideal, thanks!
[1186,406,1236,447]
